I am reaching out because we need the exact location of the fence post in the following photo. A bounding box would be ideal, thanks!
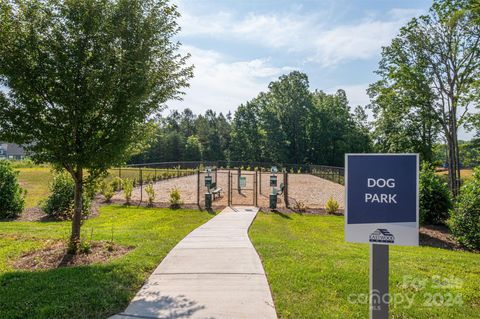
[254,170,258,207]
[284,171,289,208]
[119,167,122,178]
[139,168,143,204]
[259,171,262,195]
[197,169,200,207]
[237,167,241,194]
[154,168,157,181]
[228,171,231,206]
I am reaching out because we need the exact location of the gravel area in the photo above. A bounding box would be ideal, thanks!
[111,170,345,209]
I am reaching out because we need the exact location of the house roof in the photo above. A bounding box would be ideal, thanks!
[0,142,26,156]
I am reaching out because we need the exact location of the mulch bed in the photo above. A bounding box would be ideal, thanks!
[13,240,133,270]
[419,225,468,251]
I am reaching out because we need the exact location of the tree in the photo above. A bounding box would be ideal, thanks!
[370,0,480,195]
[0,0,192,252]
[368,76,440,162]
[230,102,263,162]
[184,135,202,161]
[268,71,312,163]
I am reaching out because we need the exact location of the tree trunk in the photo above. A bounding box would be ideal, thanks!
[69,167,83,254]
[446,133,455,194]
[451,124,461,196]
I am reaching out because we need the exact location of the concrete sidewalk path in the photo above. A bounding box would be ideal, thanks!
[110,206,277,319]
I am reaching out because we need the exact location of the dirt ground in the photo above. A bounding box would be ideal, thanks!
[13,239,132,270]
[112,170,345,209]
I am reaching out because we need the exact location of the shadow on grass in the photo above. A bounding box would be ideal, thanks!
[271,210,292,220]
[0,264,139,319]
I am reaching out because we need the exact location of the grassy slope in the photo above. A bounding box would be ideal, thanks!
[250,212,480,319]
[16,167,53,208]
[0,206,212,319]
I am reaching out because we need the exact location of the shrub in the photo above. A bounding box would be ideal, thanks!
[42,171,90,220]
[84,177,100,200]
[325,196,339,214]
[145,182,155,207]
[293,200,307,212]
[419,163,452,225]
[449,168,480,250]
[100,181,114,202]
[111,176,123,191]
[123,178,134,204]
[169,187,182,209]
[0,161,26,219]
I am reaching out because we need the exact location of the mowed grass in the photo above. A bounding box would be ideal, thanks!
[436,169,474,180]
[0,206,212,319]
[250,212,480,319]
[16,167,53,208]
[13,166,194,209]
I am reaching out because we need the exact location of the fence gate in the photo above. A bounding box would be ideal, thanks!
[228,170,257,206]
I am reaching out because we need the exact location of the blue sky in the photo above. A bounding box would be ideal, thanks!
[169,0,431,112]
[169,0,476,139]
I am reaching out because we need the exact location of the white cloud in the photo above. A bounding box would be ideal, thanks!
[176,7,423,67]
[178,10,231,36]
[168,45,293,114]
[311,20,404,67]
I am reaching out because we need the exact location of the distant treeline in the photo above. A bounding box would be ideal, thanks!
[129,71,372,167]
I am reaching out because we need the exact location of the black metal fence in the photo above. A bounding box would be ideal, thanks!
[124,160,344,184]
[104,161,344,209]
[309,165,345,185]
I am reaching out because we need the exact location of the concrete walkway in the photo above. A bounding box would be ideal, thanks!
[110,206,277,319]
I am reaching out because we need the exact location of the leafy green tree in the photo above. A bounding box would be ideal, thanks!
[369,0,480,195]
[368,76,439,162]
[268,71,312,163]
[0,0,192,252]
[230,102,263,162]
[184,135,202,161]
[163,131,185,162]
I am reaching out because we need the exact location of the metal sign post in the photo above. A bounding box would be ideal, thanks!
[370,244,389,318]
[345,154,419,319]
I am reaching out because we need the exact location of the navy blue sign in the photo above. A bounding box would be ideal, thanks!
[347,154,417,224]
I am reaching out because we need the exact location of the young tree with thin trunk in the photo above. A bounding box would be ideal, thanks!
[370,0,480,196]
[0,0,193,252]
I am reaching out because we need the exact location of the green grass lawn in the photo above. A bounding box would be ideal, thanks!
[0,206,212,319]
[16,167,53,208]
[250,212,480,319]
[13,166,194,209]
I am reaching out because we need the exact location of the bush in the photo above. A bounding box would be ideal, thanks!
[0,161,26,219]
[145,182,155,207]
[111,176,123,191]
[293,200,307,212]
[100,180,114,202]
[419,163,452,225]
[42,171,91,220]
[449,168,480,250]
[169,187,182,209]
[325,196,339,214]
[123,178,134,204]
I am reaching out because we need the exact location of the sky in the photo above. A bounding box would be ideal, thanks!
[168,0,478,139]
